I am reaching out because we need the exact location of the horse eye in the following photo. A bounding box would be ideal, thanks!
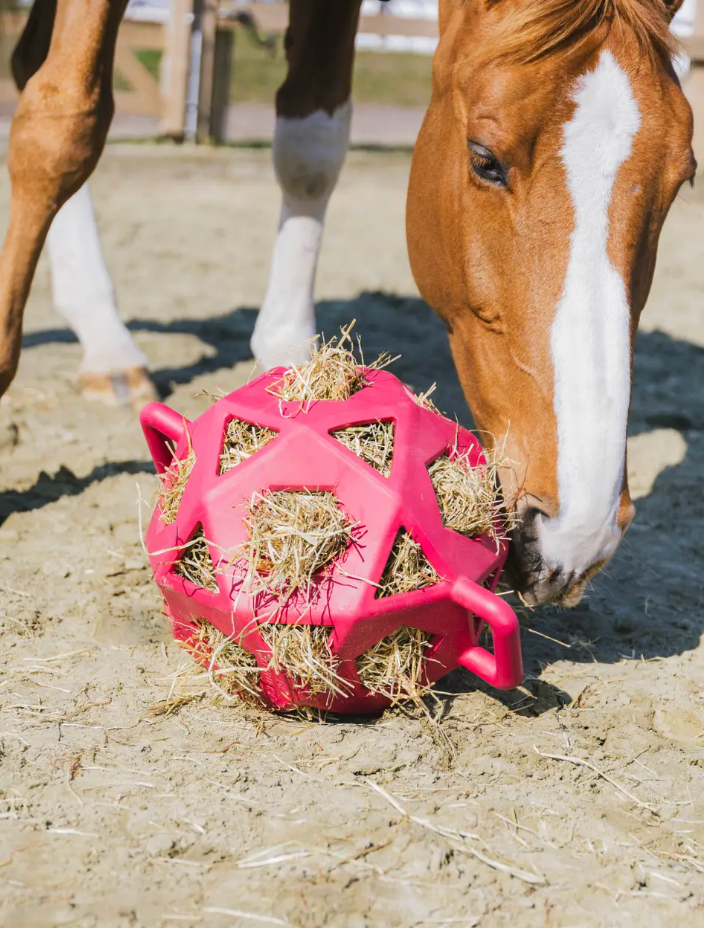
[467,141,508,187]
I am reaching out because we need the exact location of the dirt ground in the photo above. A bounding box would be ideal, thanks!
[1,142,704,928]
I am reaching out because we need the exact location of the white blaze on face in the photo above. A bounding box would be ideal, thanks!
[537,50,641,577]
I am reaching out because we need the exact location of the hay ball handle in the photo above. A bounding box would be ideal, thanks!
[451,577,523,689]
[140,402,191,474]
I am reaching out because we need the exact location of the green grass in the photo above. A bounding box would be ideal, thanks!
[353,49,431,109]
[135,48,163,81]
[124,39,432,110]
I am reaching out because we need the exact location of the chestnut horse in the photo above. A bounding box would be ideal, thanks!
[0,0,695,606]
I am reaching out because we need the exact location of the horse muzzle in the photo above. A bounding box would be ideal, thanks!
[505,499,634,607]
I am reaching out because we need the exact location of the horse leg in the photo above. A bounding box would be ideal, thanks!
[0,0,127,398]
[47,187,156,406]
[251,0,361,369]
[9,0,155,407]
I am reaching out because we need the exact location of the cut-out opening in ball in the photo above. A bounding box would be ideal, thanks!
[219,418,277,475]
[376,529,439,599]
[270,321,394,405]
[260,623,352,699]
[428,450,506,541]
[174,524,219,592]
[357,626,434,705]
[331,420,394,478]
[182,619,263,704]
[157,442,195,525]
[240,489,356,603]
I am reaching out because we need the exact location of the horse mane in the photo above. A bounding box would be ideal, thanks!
[481,0,677,65]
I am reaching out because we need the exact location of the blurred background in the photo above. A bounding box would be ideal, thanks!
[0,0,696,149]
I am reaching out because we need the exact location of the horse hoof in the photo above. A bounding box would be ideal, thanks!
[77,366,159,410]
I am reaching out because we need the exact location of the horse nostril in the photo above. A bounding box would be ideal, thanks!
[512,503,548,543]
[505,504,549,591]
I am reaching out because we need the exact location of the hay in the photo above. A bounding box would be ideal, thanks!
[260,623,351,698]
[414,382,443,416]
[428,447,511,542]
[158,441,195,525]
[183,619,263,704]
[174,525,219,592]
[331,420,394,477]
[376,530,440,599]
[357,625,433,704]
[271,321,395,405]
[240,490,355,602]
[219,418,277,474]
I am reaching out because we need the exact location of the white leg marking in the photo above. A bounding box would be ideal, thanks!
[537,51,641,576]
[48,183,148,374]
[252,101,352,369]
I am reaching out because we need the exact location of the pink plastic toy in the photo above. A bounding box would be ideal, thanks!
[141,368,523,714]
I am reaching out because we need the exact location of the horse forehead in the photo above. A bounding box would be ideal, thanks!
[563,51,641,157]
[464,58,587,158]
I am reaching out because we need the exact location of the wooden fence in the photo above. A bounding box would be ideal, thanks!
[0,2,702,143]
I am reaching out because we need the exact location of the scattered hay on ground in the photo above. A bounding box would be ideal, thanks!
[174,525,219,592]
[148,691,205,717]
[357,625,433,705]
[377,530,440,599]
[157,442,195,525]
[428,445,513,542]
[332,420,394,477]
[240,490,355,602]
[182,619,263,704]
[219,418,277,474]
[260,623,351,698]
[271,320,395,405]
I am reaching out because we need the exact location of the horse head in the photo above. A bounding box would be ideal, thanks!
[407,0,695,605]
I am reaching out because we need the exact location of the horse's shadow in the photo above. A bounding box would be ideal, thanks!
[15,294,704,706]
[22,293,467,411]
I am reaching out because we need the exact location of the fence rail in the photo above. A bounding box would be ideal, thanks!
[0,4,702,140]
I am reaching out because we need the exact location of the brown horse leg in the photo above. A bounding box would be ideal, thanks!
[0,0,131,400]
[251,0,362,369]
[6,0,155,408]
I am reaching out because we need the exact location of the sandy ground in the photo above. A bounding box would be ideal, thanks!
[1,143,704,928]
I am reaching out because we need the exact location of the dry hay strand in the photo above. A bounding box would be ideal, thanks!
[148,691,205,718]
[182,619,263,704]
[196,386,226,403]
[157,439,195,525]
[332,419,394,477]
[240,490,355,602]
[260,623,352,698]
[219,418,277,474]
[376,530,440,599]
[174,525,219,592]
[428,444,514,543]
[414,382,443,416]
[357,625,433,705]
[271,320,395,405]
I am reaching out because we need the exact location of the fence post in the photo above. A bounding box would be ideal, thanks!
[196,0,219,142]
[210,28,234,144]
[160,0,194,138]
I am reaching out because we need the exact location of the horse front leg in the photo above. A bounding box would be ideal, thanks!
[251,0,362,369]
[0,0,132,401]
